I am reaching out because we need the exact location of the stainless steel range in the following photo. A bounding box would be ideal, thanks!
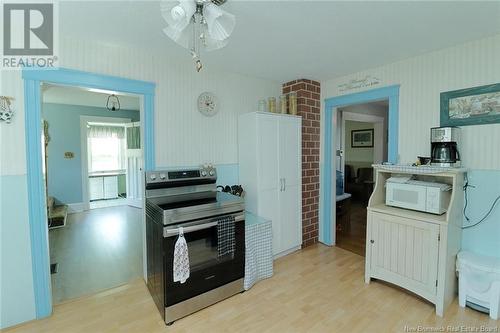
[145,166,245,325]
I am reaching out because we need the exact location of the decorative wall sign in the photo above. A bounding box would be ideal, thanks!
[351,129,374,148]
[440,83,500,127]
[0,96,14,123]
[338,75,381,92]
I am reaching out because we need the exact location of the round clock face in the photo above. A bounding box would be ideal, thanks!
[197,92,218,117]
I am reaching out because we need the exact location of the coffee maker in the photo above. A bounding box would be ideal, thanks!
[430,127,461,167]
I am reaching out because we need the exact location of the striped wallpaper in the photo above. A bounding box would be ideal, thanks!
[0,36,282,176]
[321,34,500,170]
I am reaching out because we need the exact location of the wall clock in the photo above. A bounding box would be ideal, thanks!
[197,92,219,117]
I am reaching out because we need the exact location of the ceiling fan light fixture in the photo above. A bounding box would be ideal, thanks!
[161,0,196,32]
[161,0,235,71]
[170,5,186,21]
[203,3,235,41]
[163,25,191,48]
[106,94,121,112]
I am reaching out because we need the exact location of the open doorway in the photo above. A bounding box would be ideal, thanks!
[41,84,144,303]
[85,119,143,210]
[335,100,388,256]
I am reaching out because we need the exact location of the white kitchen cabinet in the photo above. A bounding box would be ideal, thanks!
[103,176,118,199]
[89,176,104,201]
[368,212,440,301]
[89,175,119,201]
[238,112,302,257]
[365,166,465,316]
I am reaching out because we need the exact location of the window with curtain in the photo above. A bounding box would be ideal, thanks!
[87,125,126,172]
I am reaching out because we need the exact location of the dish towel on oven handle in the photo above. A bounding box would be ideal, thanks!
[173,227,190,284]
[217,215,236,259]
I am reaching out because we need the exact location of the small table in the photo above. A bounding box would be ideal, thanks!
[244,212,273,290]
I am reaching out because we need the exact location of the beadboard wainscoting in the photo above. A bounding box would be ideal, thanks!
[320,34,500,257]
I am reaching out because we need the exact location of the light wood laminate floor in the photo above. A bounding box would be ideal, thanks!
[7,244,496,333]
[49,205,143,303]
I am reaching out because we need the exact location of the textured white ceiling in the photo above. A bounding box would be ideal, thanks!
[60,1,500,82]
[42,84,141,110]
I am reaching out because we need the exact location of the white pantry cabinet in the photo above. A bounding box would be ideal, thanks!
[365,166,465,316]
[238,112,302,257]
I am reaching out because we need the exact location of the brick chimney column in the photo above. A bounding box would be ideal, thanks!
[282,79,321,247]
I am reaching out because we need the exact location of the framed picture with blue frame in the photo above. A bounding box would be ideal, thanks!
[440,82,500,127]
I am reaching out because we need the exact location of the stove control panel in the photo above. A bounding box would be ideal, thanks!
[145,165,217,185]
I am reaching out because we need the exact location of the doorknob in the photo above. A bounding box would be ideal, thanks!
[370,239,375,244]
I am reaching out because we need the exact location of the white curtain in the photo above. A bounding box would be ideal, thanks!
[88,125,125,139]
[87,125,126,172]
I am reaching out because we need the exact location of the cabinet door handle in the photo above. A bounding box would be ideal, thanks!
[283,178,286,191]
[279,178,283,191]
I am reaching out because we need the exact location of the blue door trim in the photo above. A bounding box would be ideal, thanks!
[319,85,400,246]
[22,67,156,319]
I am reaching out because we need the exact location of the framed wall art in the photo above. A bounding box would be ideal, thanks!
[351,129,374,148]
[440,83,500,127]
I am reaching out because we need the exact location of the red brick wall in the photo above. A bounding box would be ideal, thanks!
[282,79,320,247]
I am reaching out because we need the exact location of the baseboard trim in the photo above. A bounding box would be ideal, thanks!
[127,198,143,208]
[67,202,87,213]
[273,245,301,260]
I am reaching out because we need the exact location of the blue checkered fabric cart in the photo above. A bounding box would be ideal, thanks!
[244,212,273,290]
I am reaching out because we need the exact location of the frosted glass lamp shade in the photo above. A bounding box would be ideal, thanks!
[163,26,191,49]
[203,3,235,41]
[161,0,196,32]
[203,33,228,51]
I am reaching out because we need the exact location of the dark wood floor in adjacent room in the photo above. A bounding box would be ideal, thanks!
[336,201,367,257]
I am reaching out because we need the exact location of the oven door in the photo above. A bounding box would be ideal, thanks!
[163,212,245,307]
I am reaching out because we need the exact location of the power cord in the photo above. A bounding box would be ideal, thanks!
[462,173,500,229]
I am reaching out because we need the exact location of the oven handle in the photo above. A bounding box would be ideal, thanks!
[163,213,244,237]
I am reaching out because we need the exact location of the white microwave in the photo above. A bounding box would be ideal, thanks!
[385,178,452,215]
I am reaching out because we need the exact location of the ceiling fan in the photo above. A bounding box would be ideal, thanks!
[161,0,236,72]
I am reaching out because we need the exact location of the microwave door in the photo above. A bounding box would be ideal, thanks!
[387,183,427,212]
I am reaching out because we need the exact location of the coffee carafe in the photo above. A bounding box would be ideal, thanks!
[430,127,461,167]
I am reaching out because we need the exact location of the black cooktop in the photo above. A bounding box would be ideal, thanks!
[158,197,217,210]
[156,192,243,211]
